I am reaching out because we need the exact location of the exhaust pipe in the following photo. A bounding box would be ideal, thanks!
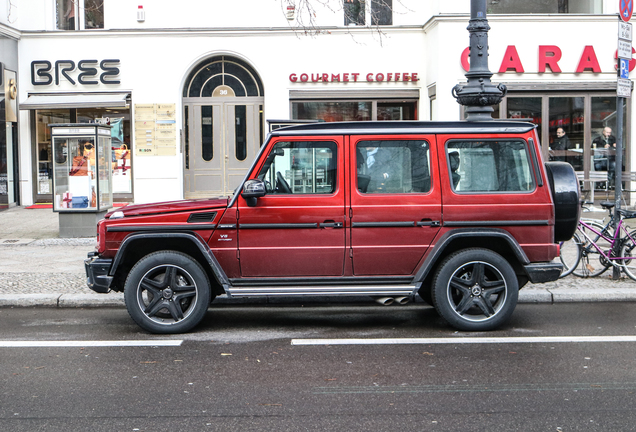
[375,296,394,306]
[394,296,410,305]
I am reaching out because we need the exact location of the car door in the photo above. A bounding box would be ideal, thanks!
[237,136,346,277]
[350,135,442,275]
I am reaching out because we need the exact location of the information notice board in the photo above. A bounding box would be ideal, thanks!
[134,104,177,156]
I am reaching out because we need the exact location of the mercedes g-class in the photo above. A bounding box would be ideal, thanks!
[85,121,579,333]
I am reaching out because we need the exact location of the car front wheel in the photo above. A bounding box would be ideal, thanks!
[432,248,518,331]
[124,251,211,334]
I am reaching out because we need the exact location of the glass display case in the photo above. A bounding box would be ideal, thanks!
[50,124,112,212]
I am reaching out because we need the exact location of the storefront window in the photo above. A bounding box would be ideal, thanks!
[501,92,630,202]
[377,101,416,120]
[293,101,372,122]
[36,107,131,201]
[548,97,584,171]
[507,97,542,127]
[36,110,71,200]
[591,97,627,189]
[487,0,602,14]
[292,100,417,122]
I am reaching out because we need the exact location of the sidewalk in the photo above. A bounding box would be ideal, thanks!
[0,206,635,308]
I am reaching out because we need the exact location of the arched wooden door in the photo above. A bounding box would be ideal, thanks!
[183,56,264,197]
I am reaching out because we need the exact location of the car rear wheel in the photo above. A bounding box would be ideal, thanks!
[432,248,518,331]
[124,251,211,334]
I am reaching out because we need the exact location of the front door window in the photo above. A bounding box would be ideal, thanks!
[257,141,337,194]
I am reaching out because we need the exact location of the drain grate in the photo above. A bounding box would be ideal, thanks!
[0,238,35,245]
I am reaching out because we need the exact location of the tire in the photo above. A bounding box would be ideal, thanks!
[124,251,211,334]
[431,248,518,331]
[559,232,582,278]
[620,229,636,281]
[572,221,611,278]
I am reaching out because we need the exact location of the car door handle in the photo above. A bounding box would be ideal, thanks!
[321,221,343,228]
[417,220,441,227]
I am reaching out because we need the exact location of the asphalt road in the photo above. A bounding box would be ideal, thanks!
[2,303,636,431]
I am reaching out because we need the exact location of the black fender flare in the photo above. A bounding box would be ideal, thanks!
[413,228,531,284]
[109,232,231,295]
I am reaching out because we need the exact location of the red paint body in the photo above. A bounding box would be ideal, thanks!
[98,125,558,280]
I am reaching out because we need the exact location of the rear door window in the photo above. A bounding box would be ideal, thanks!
[356,140,431,194]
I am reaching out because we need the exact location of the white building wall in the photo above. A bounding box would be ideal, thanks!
[9,1,636,205]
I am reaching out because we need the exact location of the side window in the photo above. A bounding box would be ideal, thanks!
[447,140,535,193]
[56,0,104,30]
[257,141,337,194]
[356,140,431,194]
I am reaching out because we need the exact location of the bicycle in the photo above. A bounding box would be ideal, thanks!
[560,201,636,280]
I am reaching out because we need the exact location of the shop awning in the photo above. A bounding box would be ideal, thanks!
[20,93,129,110]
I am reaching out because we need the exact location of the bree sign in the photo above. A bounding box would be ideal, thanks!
[31,59,121,86]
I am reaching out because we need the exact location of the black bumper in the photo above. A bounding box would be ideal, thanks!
[84,254,114,293]
[524,262,563,284]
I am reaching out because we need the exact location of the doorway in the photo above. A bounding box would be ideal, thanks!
[182,56,264,198]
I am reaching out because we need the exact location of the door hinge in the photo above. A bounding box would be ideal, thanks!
[349,208,353,218]
[236,249,240,260]
[349,249,353,258]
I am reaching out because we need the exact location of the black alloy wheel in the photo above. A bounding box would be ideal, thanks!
[124,251,211,334]
[432,248,518,331]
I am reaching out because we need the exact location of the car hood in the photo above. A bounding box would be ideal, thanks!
[105,197,230,218]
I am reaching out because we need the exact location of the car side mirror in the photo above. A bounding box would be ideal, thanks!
[241,179,267,207]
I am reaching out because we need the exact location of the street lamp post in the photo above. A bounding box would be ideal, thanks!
[452,0,507,121]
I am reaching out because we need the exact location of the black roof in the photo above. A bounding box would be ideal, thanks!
[270,120,536,136]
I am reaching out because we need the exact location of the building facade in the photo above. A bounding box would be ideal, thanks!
[0,0,631,208]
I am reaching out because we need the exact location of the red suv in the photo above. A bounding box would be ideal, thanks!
[85,121,579,333]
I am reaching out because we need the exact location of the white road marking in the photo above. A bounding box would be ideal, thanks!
[0,340,183,348]
[291,335,636,345]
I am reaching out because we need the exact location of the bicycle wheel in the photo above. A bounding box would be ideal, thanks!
[620,229,636,281]
[573,220,612,278]
[559,232,582,278]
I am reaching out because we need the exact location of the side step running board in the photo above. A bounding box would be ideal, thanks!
[227,285,417,297]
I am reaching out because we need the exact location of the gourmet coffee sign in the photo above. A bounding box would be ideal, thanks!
[31,59,121,86]
[289,72,419,83]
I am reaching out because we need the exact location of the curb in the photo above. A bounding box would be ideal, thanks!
[0,293,125,308]
[1,288,636,308]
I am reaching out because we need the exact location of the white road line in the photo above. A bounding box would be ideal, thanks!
[291,335,636,345]
[0,340,183,348]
